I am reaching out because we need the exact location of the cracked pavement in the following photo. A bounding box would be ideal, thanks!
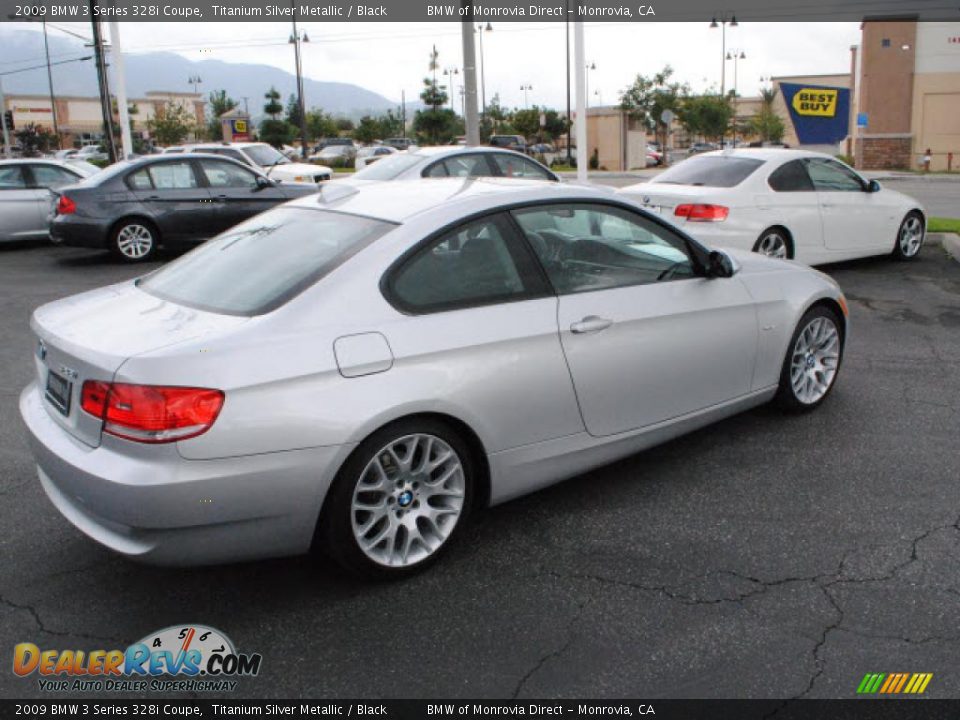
[1,242,958,700]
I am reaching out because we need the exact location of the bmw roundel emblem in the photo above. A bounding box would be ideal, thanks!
[642,196,651,205]
[398,490,414,507]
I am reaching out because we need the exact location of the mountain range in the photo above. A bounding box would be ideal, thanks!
[0,28,407,119]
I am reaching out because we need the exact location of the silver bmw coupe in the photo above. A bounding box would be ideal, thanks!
[21,178,848,577]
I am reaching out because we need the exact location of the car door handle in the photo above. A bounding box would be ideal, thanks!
[570,316,613,334]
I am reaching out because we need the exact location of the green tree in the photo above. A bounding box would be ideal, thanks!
[206,89,238,140]
[306,109,338,140]
[263,87,283,120]
[335,117,355,134]
[354,116,381,144]
[511,106,568,142]
[146,102,196,146]
[619,65,688,149]
[748,86,786,143]
[14,123,56,156]
[285,93,303,130]
[258,119,294,148]
[418,76,451,143]
[678,94,734,142]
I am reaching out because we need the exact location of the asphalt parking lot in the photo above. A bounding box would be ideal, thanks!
[1,238,958,701]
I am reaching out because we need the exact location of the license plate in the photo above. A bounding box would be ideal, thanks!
[642,204,663,215]
[45,370,72,416]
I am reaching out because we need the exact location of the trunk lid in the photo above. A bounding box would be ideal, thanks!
[31,281,248,447]
[618,183,724,223]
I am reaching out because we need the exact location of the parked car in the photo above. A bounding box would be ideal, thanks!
[489,134,527,153]
[74,145,108,163]
[310,145,355,166]
[350,146,559,182]
[646,145,663,167]
[49,153,319,262]
[528,142,555,154]
[355,145,399,170]
[0,159,99,243]
[384,137,416,151]
[182,142,332,185]
[313,138,357,157]
[21,178,848,575]
[53,149,79,160]
[617,149,926,264]
[688,142,718,155]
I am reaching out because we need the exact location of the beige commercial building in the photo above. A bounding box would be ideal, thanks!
[3,91,205,147]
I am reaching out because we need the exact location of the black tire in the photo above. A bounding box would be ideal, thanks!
[110,219,158,263]
[752,227,793,260]
[318,417,475,580]
[775,305,844,412]
[891,211,924,261]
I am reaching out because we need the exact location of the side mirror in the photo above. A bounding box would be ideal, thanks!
[706,250,739,278]
[866,179,881,193]
[254,175,273,190]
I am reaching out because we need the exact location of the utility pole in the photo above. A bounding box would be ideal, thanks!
[461,13,480,146]
[41,21,61,148]
[108,21,133,160]
[565,12,572,165]
[88,3,117,163]
[289,2,309,158]
[0,76,10,158]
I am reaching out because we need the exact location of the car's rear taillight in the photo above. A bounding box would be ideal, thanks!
[80,381,224,443]
[674,204,729,222]
[56,195,76,215]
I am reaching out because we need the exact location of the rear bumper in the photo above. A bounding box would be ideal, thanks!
[676,222,758,253]
[50,217,109,249]
[20,382,349,566]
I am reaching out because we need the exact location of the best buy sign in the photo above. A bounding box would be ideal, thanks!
[791,89,839,117]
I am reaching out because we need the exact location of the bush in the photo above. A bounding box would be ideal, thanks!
[589,148,600,170]
[835,154,855,167]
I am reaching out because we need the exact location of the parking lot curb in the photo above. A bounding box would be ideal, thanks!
[931,232,960,263]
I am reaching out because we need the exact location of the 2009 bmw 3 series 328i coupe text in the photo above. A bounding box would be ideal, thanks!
[21,178,849,578]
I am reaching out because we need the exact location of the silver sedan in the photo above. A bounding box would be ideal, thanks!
[21,178,848,577]
[349,145,559,183]
[0,159,98,243]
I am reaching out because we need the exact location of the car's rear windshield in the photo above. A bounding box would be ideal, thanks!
[353,153,423,180]
[653,156,764,188]
[138,207,395,316]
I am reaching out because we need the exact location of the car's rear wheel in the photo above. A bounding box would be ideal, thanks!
[892,212,924,261]
[776,306,844,411]
[753,228,792,260]
[111,220,158,263]
[320,418,474,579]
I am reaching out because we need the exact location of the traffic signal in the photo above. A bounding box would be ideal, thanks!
[2,110,12,132]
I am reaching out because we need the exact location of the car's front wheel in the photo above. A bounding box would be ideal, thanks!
[892,211,924,261]
[111,220,158,263]
[776,306,844,411]
[320,418,474,579]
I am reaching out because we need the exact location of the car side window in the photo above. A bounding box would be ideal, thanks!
[768,160,815,192]
[491,154,553,180]
[387,214,545,313]
[423,161,448,178]
[804,158,865,192]
[148,161,199,189]
[511,203,697,295]
[29,165,79,189]
[0,166,27,189]
[127,169,153,190]
[199,159,259,188]
[438,154,492,178]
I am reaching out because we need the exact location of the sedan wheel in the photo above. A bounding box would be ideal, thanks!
[753,229,791,260]
[113,222,157,262]
[777,307,843,410]
[321,419,473,578]
[893,212,924,260]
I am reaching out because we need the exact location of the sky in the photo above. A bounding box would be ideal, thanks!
[4,21,862,109]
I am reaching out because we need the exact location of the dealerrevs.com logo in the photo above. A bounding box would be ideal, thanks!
[13,624,262,693]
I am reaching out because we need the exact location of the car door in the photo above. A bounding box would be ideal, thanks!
[26,163,85,228]
[762,159,824,255]
[196,158,285,233]
[511,202,759,437]
[804,157,888,251]
[127,160,213,243]
[0,165,46,241]
[381,213,585,452]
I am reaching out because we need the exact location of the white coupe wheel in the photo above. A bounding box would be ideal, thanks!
[893,213,924,261]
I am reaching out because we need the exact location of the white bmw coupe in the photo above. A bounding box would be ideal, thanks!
[619,149,926,265]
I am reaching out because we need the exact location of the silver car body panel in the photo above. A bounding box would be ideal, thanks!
[21,178,847,565]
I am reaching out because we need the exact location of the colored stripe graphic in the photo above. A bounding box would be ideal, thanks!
[857,673,932,694]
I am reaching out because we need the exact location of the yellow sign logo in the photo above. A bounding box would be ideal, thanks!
[792,88,839,118]
[234,120,247,133]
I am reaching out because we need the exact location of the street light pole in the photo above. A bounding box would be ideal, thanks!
[520,83,532,110]
[88,4,118,164]
[41,21,61,148]
[476,23,491,132]
[710,14,738,146]
[585,62,595,109]
[444,66,460,114]
[726,49,745,147]
[289,4,309,159]
[565,13,571,165]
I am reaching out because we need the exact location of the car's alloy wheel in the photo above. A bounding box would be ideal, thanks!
[113,223,156,262]
[894,213,924,260]
[320,418,474,578]
[777,307,843,411]
[754,230,790,259]
[351,433,466,568]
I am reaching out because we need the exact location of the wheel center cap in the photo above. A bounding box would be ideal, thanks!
[398,490,414,508]
[805,354,816,369]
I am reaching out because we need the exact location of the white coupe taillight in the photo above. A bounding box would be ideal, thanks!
[81,381,224,443]
[674,204,729,222]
